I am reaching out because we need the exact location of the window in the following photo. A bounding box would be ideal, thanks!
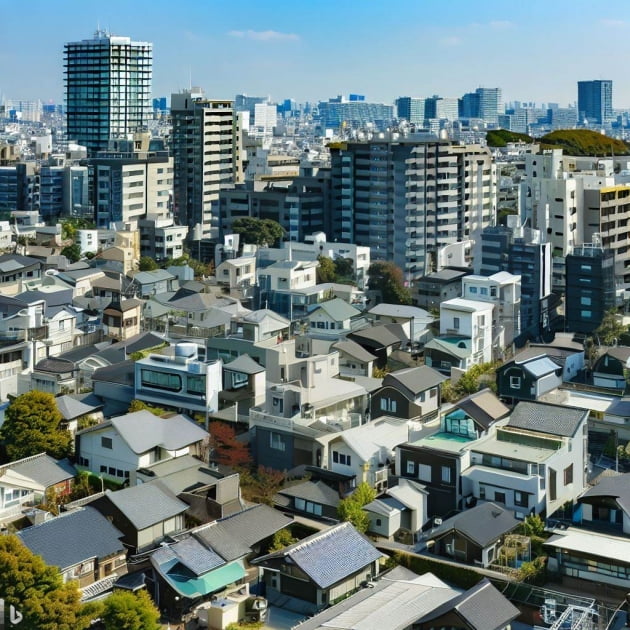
[469,286,478,294]
[494,491,506,504]
[480,287,488,295]
[141,369,182,392]
[581,310,592,319]
[453,317,460,329]
[441,466,451,483]
[108,467,116,476]
[580,296,592,306]
[580,264,592,272]
[272,397,284,413]
[418,463,431,482]
[333,451,351,466]
[380,398,397,413]
[514,491,528,507]
[376,519,382,526]
[406,461,415,475]
[269,432,286,452]
[101,436,113,449]
[187,374,205,394]
[479,485,486,500]
[564,464,574,485]
[510,376,521,389]
[100,465,107,473]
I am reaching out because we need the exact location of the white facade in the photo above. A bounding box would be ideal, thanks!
[77,230,99,254]
[439,298,494,365]
[253,103,278,138]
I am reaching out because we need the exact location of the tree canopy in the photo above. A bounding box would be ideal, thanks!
[0,391,72,462]
[61,243,82,263]
[208,421,251,468]
[138,256,158,271]
[231,217,285,247]
[0,535,91,630]
[316,255,336,283]
[367,261,412,305]
[337,482,377,533]
[99,590,161,630]
[593,308,627,346]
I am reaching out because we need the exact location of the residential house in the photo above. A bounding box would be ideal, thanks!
[396,389,509,518]
[55,393,104,435]
[330,339,376,378]
[220,354,265,417]
[305,298,362,339]
[347,324,405,369]
[294,566,519,630]
[496,353,563,403]
[253,522,384,614]
[75,409,209,482]
[150,504,292,618]
[424,298,494,374]
[91,360,136,417]
[90,481,189,553]
[215,255,256,291]
[17,506,127,600]
[0,254,42,296]
[592,346,630,391]
[367,303,434,345]
[372,365,446,422]
[0,453,76,522]
[129,269,178,298]
[414,268,469,311]
[134,343,222,417]
[319,417,414,492]
[462,401,589,518]
[102,298,143,341]
[574,471,630,535]
[364,478,428,542]
[426,502,520,567]
[25,357,78,395]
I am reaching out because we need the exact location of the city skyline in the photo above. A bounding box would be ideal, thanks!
[2,0,630,107]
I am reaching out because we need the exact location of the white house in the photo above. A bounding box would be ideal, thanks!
[439,298,494,366]
[462,402,588,518]
[75,409,209,482]
[368,303,434,345]
[215,255,256,290]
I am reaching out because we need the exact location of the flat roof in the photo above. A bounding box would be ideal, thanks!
[545,528,630,563]
[471,434,557,463]
[409,431,474,454]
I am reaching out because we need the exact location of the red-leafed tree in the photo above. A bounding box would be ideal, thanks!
[208,421,251,468]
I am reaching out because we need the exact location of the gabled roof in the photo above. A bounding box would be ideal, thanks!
[428,502,520,548]
[454,389,510,430]
[132,269,176,284]
[0,253,41,272]
[253,522,383,589]
[216,504,292,548]
[106,411,208,454]
[332,339,377,363]
[580,472,630,514]
[424,336,472,359]
[276,479,341,508]
[18,507,124,571]
[224,354,265,375]
[507,401,587,437]
[363,496,407,516]
[420,578,520,630]
[522,356,562,378]
[349,324,402,348]
[91,359,135,386]
[55,395,103,420]
[192,522,253,563]
[0,453,76,488]
[384,365,447,396]
[105,481,188,530]
[242,308,290,327]
[368,303,432,321]
[600,346,630,365]
[308,298,361,321]
[331,418,409,463]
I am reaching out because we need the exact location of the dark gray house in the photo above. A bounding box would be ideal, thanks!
[496,353,562,402]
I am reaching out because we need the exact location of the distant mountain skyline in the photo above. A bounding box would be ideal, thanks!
[2,0,630,108]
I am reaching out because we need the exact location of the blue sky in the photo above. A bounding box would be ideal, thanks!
[2,0,630,107]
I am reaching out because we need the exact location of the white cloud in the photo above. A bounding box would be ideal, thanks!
[439,36,462,47]
[227,29,299,42]
[488,20,513,29]
[600,18,627,27]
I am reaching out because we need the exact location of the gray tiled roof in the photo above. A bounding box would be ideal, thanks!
[155,536,224,576]
[255,522,383,589]
[428,502,520,548]
[507,401,587,437]
[224,354,265,375]
[581,472,630,515]
[454,389,510,429]
[193,522,252,562]
[110,411,208,454]
[17,507,124,571]
[332,339,377,363]
[56,395,102,420]
[277,480,341,508]
[9,454,76,488]
[425,578,520,630]
[385,365,446,395]
[217,504,292,547]
[309,298,361,321]
[105,481,188,530]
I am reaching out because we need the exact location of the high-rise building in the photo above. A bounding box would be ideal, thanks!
[329,136,496,281]
[577,80,613,125]
[64,31,152,155]
[395,97,426,124]
[565,241,616,334]
[317,97,395,132]
[171,88,242,246]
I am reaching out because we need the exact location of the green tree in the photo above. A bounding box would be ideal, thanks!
[127,399,166,416]
[100,590,161,630]
[336,482,377,533]
[367,261,412,305]
[268,528,298,552]
[316,255,336,283]
[521,513,545,538]
[232,217,285,247]
[0,391,72,462]
[333,257,354,280]
[0,535,92,629]
[61,243,82,263]
[138,256,158,271]
[594,308,627,345]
